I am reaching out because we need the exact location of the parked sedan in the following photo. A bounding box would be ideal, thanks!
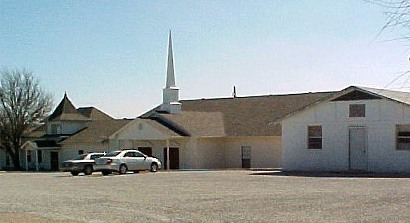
[61,152,105,176]
[94,150,162,175]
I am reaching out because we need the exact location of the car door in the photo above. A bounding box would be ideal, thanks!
[123,151,138,170]
[134,151,148,170]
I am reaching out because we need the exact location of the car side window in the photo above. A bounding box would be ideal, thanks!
[135,151,145,158]
[90,154,104,160]
[125,152,139,157]
[124,152,132,157]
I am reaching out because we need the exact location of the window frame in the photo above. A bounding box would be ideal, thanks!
[349,104,366,118]
[308,125,322,150]
[396,124,410,150]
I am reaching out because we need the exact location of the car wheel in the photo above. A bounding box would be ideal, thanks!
[119,164,128,175]
[102,170,111,176]
[70,171,79,176]
[150,163,158,172]
[84,165,93,175]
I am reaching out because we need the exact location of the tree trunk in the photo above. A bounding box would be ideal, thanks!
[8,148,21,170]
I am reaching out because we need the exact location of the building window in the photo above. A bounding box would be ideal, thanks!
[27,151,32,163]
[37,150,43,163]
[78,150,84,155]
[51,124,61,134]
[349,104,366,117]
[397,124,410,150]
[308,126,322,149]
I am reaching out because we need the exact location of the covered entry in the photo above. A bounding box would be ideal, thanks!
[109,119,183,170]
[163,147,179,169]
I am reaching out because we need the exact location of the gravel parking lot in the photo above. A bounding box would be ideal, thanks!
[0,170,409,223]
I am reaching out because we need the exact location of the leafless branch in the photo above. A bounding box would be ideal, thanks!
[0,68,53,169]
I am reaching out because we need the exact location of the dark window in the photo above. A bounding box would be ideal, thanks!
[397,125,410,150]
[349,104,366,117]
[124,152,137,157]
[90,154,104,160]
[78,150,84,155]
[50,124,61,134]
[37,150,43,163]
[104,151,121,157]
[308,126,322,149]
[135,151,146,157]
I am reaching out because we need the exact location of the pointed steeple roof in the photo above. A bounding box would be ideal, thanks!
[166,30,176,88]
[160,31,181,113]
[48,93,89,121]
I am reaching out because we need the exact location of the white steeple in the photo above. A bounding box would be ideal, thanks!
[160,31,181,113]
[166,31,176,88]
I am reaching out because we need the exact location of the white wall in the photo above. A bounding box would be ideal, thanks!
[224,136,281,169]
[195,138,225,169]
[108,119,282,170]
[282,99,410,173]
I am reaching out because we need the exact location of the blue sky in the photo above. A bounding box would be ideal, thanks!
[1,0,409,118]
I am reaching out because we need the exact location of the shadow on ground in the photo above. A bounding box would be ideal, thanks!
[250,170,410,178]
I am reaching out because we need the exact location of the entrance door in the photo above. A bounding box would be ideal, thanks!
[349,127,367,171]
[163,147,179,170]
[50,152,59,171]
[241,146,251,169]
[138,147,152,157]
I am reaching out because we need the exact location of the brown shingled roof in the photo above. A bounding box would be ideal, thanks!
[61,119,132,144]
[77,107,114,120]
[48,93,89,121]
[158,111,226,137]
[142,92,334,137]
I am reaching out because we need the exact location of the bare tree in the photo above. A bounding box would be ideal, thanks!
[368,0,410,40]
[0,69,53,170]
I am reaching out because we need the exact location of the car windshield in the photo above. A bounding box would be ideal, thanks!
[103,151,121,157]
[71,154,87,160]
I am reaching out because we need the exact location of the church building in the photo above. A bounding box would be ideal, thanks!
[106,32,332,170]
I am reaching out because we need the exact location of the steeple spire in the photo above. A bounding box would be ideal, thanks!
[160,30,181,114]
[166,30,176,88]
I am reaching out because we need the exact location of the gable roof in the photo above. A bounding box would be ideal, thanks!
[77,107,114,120]
[359,86,410,105]
[48,93,90,121]
[141,91,334,137]
[61,119,132,144]
[276,86,410,123]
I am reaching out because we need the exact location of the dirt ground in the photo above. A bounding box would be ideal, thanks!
[1,170,409,222]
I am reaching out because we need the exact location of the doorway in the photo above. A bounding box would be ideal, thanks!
[163,147,179,169]
[138,147,152,157]
[50,151,59,171]
[349,127,367,171]
[241,146,251,169]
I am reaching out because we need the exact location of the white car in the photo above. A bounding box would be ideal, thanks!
[94,150,162,175]
[61,152,105,176]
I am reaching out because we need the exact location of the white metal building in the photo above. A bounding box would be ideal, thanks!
[280,86,410,173]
